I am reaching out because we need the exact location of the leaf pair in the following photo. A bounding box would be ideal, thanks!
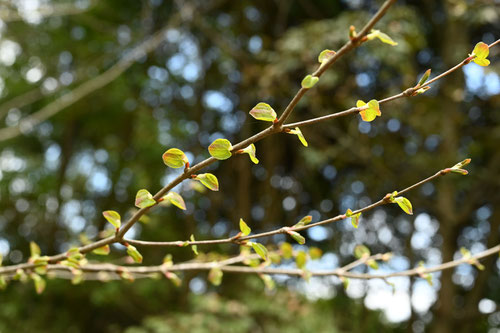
[208,138,259,164]
[470,42,490,67]
[356,99,381,122]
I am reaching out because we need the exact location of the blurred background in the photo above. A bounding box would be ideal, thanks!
[0,0,499,332]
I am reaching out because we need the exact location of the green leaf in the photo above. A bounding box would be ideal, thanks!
[102,210,121,229]
[471,42,490,67]
[135,189,156,209]
[249,102,277,122]
[367,259,379,270]
[31,274,46,294]
[163,254,173,266]
[354,244,370,259]
[288,231,306,245]
[301,75,319,89]
[241,144,259,164]
[260,274,275,291]
[0,276,6,290]
[417,69,431,86]
[318,49,336,65]
[309,247,323,260]
[92,245,110,256]
[288,127,308,147]
[357,100,381,122]
[164,271,182,287]
[280,242,293,259]
[296,251,307,269]
[346,209,361,228]
[194,173,219,191]
[190,234,198,256]
[367,29,398,46]
[294,215,312,228]
[162,148,189,168]
[126,245,143,263]
[250,242,268,260]
[208,267,223,286]
[239,218,251,236]
[450,158,471,175]
[163,192,186,210]
[393,196,413,215]
[208,138,233,160]
[30,241,41,258]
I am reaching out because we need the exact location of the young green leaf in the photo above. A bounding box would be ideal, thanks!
[294,215,312,228]
[260,274,275,291]
[288,230,306,245]
[208,267,223,286]
[367,259,379,270]
[367,29,398,46]
[208,138,233,160]
[30,241,41,258]
[190,234,198,256]
[31,273,46,294]
[341,276,350,289]
[357,99,381,122]
[280,242,293,259]
[296,250,307,269]
[162,148,189,168]
[417,69,431,86]
[471,42,490,67]
[309,247,323,260]
[450,158,471,175]
[345,209,361,228]
[103,210,121,229]
[163,192,187,210]
[241,144,259,164]
[288,127,308,147]
[239,218,251,236]
[354,244,370,259]
[250,242,268,260]
[393,196,413,215]
[92,245,110,256]
[194,173,219,191]
[164,271,182,287]
[318,49,336,65]
[135,189,156,209]
[249,102,277,122]
[126,245,143,263]
[301,75,319,89]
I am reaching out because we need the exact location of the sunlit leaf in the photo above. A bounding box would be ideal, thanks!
[30,241,41,258]
[239,218,251,236]
[450,158,471,175]
[162,148,189,168]
[417,69,431,86]
[293,215,312,228]
[241,144,259,164]
[190,234,198,256]
[301,75,319,89]
[250,242,268,260]
[318,49,336,65]
[249,102,277,122]
[471,42,490,67]
[309,247,323,260]
[208,138,233,160]
[346,209,361,228]
[31,273,46,294]
[135,189,156,209]
[296,251,307,269]
[102,210,121,229]
[367,29,398,46]
[194,173,219,191]
[280,242,293,259]
[354,244,370,259]
[288,127,308,147]
[126,245,143,263]
[92,245,110,256]
[208,267,223,286]
[393,196,413,215]
[288,231,306,245]
[356,99,381,122]
[163,191,187,210]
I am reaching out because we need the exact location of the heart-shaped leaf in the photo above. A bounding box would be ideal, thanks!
[92,245,110,256]
[357,99,381,122]
[162,148,189,168]
[194,173,219,191]
[393,196,413,215]
[135,189,156,209]
[471,42,490,67]
[163,191,186,210]
[249,102,277,122]
[301,75,319,89]
[318,49,336,65]
[103,210,121,229]
[208,138,232,160]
